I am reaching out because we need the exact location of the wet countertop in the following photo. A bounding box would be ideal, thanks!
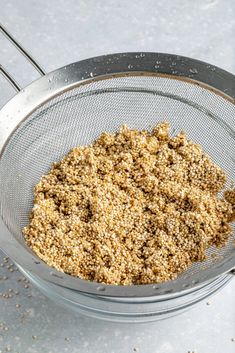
[0,0,235,352]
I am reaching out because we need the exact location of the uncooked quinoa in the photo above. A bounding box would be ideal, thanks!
[23,122,235,285]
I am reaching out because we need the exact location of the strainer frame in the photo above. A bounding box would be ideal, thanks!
[0,52,235,298]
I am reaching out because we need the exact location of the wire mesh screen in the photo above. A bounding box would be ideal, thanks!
[0,74,235,284]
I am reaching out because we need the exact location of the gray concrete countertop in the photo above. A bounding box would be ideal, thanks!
[0,0,235,352]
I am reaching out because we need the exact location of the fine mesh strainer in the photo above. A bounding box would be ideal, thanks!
[0,25,235,298]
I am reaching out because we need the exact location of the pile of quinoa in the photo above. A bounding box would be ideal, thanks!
[23,122,235,285]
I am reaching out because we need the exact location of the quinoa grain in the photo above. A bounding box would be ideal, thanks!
[23,122,235,285]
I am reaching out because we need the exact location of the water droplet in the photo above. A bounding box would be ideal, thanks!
[50,271,63,279]
[164,289,173,294]
[189,68,198,74]
[97,286,105,291]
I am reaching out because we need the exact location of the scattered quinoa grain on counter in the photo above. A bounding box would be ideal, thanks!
[23,122,235,285]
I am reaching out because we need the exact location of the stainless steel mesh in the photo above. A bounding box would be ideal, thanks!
[0,73,235,292]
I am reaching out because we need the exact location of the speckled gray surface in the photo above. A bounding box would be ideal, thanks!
[0,0,235,352]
